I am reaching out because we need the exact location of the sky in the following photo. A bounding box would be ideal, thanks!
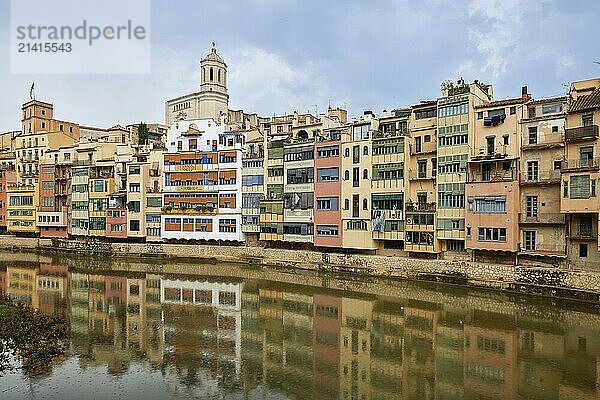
[0,0,599,131]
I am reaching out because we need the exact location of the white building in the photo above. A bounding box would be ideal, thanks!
[160,118,245,242]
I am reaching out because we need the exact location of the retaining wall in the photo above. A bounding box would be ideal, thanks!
[0,235,599,297]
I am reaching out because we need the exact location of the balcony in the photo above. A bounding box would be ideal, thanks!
[161,206,218,215]
[283,234,313,243]
[243,151,264,160]
[565,125,599,142]
[37,211,68,227]
[405,202,436,213]
[372,230,404,241]
[521,133,564,150]
[570,227,596,240]
[519,244,566,257]
[561,158,600,172]
[467,169,516,183]
[73,160,93,167]
[408,170,436,180]
[518,213,566,225]
[519,170,561,185]
[471,145,508,161]
[373,129,406,140]
[242,224,260,233]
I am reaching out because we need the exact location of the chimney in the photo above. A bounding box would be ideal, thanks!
[521,85,530,100]
[363,110,375,119]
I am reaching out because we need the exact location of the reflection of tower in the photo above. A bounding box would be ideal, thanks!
[197,46,229,122]
[340,297,375,400]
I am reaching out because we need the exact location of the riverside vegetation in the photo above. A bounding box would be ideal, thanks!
[0,295,69,376]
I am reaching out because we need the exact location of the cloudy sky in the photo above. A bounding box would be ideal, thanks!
[0,0,599,131]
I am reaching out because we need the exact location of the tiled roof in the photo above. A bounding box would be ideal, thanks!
[474,97,526,109]
[569,89,600,112]
[528,96,567,105]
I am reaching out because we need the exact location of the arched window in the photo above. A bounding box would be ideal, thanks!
[344,148,350,157]
[363,198,368,210]
[203,68,206,82]
[210,67,214,81]
[344,170,349,180]
[218,69,221,82]
[363,146,368,155]
[363,169,368,179]
[344,199,349,210]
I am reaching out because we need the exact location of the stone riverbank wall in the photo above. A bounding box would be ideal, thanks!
[1,236,599,300]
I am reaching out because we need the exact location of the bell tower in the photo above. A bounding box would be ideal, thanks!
[197,44,229,121]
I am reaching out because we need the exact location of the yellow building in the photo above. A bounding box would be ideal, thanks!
[6,184,38,234]
[341,115,378,250]
[561,78,600,268]
[406,102,440,254]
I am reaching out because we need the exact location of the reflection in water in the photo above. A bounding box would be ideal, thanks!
[1,257,600,400]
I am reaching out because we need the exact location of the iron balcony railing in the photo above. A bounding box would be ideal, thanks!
[405,202,436,212]
[565,125,599,142]
[519,170,561,184]
[561,157,600,171]
[468,169,516,183]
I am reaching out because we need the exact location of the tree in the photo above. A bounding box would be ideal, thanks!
[138,122,149,144]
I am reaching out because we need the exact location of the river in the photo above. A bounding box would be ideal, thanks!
[0,252,599,399]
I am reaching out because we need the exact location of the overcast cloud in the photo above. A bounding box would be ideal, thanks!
[0,0,599,131]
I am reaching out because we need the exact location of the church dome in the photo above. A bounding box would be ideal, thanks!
[202,47,224,64]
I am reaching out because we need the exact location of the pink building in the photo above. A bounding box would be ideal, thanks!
[106,208,127,239]
[313,128,343,248]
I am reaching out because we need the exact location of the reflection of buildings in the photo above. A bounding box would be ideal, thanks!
[160,278,243,396]
[8,258,600,399]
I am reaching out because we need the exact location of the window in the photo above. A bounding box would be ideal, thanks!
[317,145,339,158]
[346,220,367,230]
[580,243,588,258]
[353,145,360,164]
[503,135,509,145]
[527,161,539,181]
[352,167,359,187]
[510,106,516,115]
[129,220,140,231]
[129,183,140,192]
[477,111,483,119]
[344,199,349,210]
[363,198,368,210]
[363,146,368,155]
[554,160,562,170]
[523,231,536,251]
[352,194,359,218]
[316,225,339,236]
[552,125,559,132]
[563,180,569,198]
[317,167,339,182]
[219,219,237,233]
[570,175,591,199]
[438,102,468,117]
[477,227,507,242]
[129,166,140,175]
[542,104,563,114]
[352,124,370,140]
[147,197,162,208]
[344,148,350,157]
[526,196,538,217]
[415,107,437,119]
[363,169,368,179]
[287,167,314,185]
[582,113,593,127]
[129,201,141,213]
[317,197,339,211]
[344,170,349,181]
[471,196,506,213]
